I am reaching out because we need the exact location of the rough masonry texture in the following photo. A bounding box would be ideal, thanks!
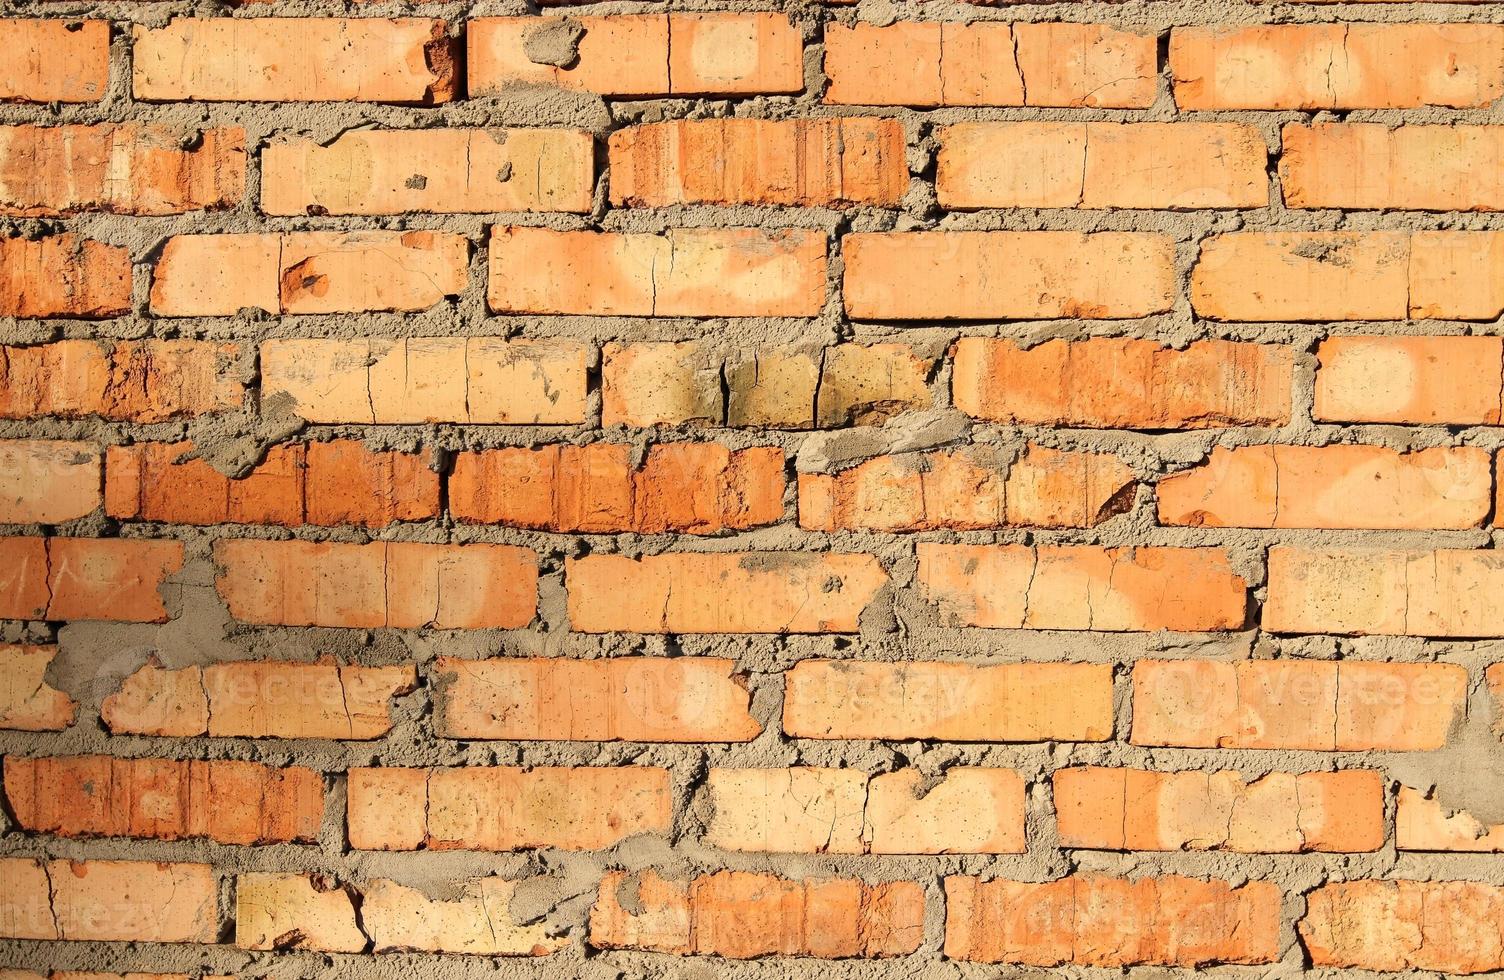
[0,0,1503,977]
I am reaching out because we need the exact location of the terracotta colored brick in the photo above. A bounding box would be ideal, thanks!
[0,440,101,524]
[800,445,1135,531]
[468,14,801,96]
[0,20,109,102]
[1314,335,1504,424]
[825,22,1155,108]
[151,231,467,316]
[609,118,907,207]
[919,543,1247,632]
[939,122,1266,210]
[0,858,216,943]
[101,661,415,740]
[591,869,924,958]
[1131,659,1468,751]
[706,767,868,853]
[945,874,1280,966]
[133,18,457,103]
[261,337,588,424]
[0,340,241,422]
[865,768,1026,854]
[260,128,594,215]
[0,124,244,216]
[1283,124,1504,212]
[4,756,323,845]
[437,656,760,742]
[0,235,130,318]
[1411,231,1504,321]
[362,878,563,955]
[347,765,671,851]
[0,645,76,731]
[450,443,783,533]
[1302,880,1504,973]
[0,536,181,623]
[954,337,1289,429]
[1055,767,1384,853]
[783,660,1113,742]
[488,226,826,317]
[1172,24,1504,110]
[844,231,1174,320]
[235,872,365,952]
[566,552,887,633]
[1398,785,1504,852]
[1159,445,1491,530]
[1267,546,1504,637]
[215,539,536,629]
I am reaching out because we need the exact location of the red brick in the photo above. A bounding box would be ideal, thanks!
[1302,880,1504,973]
[1314,335,1504,423]
[0,858,216,943]
[1282,124,1504,212]
[0,20,110,102]
[0,440,101,524]
[0,340,242,422]
[0,536,181,622]
[0,645,76,732]
[0,235,130,318]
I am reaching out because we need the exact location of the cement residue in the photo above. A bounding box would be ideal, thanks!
[522,18,585,69]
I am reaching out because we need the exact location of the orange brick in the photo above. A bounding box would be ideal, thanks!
[0,20,109,102]
[945,875,1280,966]
[799,445,1135,532]
[214,539,537,629]
[844,232,1174,320]
[235,872,364,952]
[0,235,130,318]
[101,660,416,739]
[952,337,1290,429]
[468,14,801,97]
[866,768,1026,854]
[0,340,241,422]
[783,660,1113,742]
[591,870,924,958]
[488,226,826,317]
[1172,24,1504,109]
[260,128,594,215]
[939,122,1266,210]
[1314,335,1504,423]
[450,443,783,533]
[0,858,216,943]
[1397,785,1504,852]
[1302,880,1504,973]
[1283,124,1504,212]
[566,552,886,633]
[919,543,1247,632]
[0,440,101,524]
[0,645,76,732]
[825,22,1155,108]
[0,536,181,623]
[1055,767,1384,853]
[437,656,760,742]
[347,766,671,851]
[1159,445,1491,530]
[261,337,588,424]
[133,18,457,103]
[4,756,324,845]
[1131,659,1468,751]
[0,124,244,216]
[610,118,906,207]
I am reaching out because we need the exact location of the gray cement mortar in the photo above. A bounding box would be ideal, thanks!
[3,0,1504,976]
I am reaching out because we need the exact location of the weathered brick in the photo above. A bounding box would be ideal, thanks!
[566,552,887,633]
[133,18,457,103]
[1172,24,1504,109]
[0,536,182,622]
[0,340,242,422]
[0,858,216,943]
[783,660,1113,742]
[591,870,924,958]
[0,235,130,318]
[1314,335,1504,423]
[1282,124,1504,212]
[1397,786,1504,852]
[952,337,1291,429]
[235,873,365,952]
[1055,767,1384,853]
[0,20,110,102]
[437,656,760,742]
[261,337,589,424]
[844,232,1175,320]
[151,231,468,316]
[347,766,671,851]
[100,661,416,740]
[362,878,563,955]
[260,128,594,215]
[919,543,1247,632]
[449,443,784,533]
[488,226,827,317]
[0,440,101,524]
[609,118,907,207]
[938,122,1266,210]
[1159,445,1491,530]
[4,756,324,845]
[1131,659,1468,751]
[866,768,1026,854]
[0,645,75,732]
[945,875,1280,966]
[1301,880,1504,973]
[0,125,244,216]
[215,539,537,629]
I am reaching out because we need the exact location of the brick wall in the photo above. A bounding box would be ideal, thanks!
[1,0,1503,977]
